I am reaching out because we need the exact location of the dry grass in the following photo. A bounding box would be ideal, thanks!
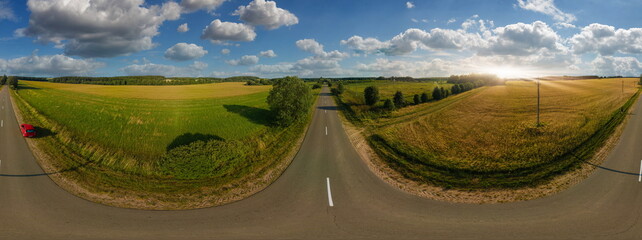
[24,81,271,100]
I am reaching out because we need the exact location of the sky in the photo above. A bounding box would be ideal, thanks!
[0,0,641,78]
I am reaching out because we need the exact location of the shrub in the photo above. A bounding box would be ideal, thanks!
[393,91,405,107]
[336,81,345,95]
[413,94,421,105]
[421,92,429,103]
[432,86,442,100]
[0,75,6,85]
[312,83,322,89]
[267,76,313,126]
[364,86,380,106]
[8,76,18,89]
[384,99,395,111]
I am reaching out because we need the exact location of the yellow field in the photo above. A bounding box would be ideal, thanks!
[363,78,640,188]
[23,81,271,100]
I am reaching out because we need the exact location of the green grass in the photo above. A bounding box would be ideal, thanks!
[13,81,316,208]
[338,78,640,189]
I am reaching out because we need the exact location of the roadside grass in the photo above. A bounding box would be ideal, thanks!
[13,81,316,209]
[339,78,640,189]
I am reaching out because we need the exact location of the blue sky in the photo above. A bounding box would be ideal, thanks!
[1,0,641,78]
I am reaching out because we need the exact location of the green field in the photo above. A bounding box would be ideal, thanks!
[13,80,314,209]
[338,78,640,189]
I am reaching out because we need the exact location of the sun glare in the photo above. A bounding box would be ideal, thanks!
[486,66,522,79]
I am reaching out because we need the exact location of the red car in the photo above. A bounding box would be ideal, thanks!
[20,124,36,138]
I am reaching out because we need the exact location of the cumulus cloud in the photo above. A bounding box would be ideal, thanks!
[251,39,349,77]
[177,23,189,33]
[477,21,563,56]
[122,61,208,76]
[226,55,259,66]
[0,53,104,76]
[0,1,16,21]
[220,48,231,55]
[233,0,298,30]
[570,23,642,55]
[259,50,277,58]
[180,0,226,13]
[340,36,390,55]
[406,2,415,9]
[591,56,642,76]
[201,19,256,44]
[164,43,208,61]
[296,39,349,59]
[356,58,452,77]
[20,0,181,58]
[516,0,575,23]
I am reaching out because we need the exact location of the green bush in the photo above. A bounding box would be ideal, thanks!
[384,99,395,111]
[364,86,380,106]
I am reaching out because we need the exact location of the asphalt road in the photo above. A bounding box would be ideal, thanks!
[1,85,642,239]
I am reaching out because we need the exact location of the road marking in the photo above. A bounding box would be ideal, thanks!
[1,120,3,127]
[325,110,326,114]
[326,177,334,207]
[325,126,328,135]
[639,160,642,182]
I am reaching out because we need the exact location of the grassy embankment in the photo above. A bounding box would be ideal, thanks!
[338,78,640,189]
[13,81,314,209]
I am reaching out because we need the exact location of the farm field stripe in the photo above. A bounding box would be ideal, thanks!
[326,177,334,207]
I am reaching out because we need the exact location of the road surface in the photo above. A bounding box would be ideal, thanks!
[1,85,642,239]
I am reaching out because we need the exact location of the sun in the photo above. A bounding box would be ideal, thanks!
[486,66,522,79]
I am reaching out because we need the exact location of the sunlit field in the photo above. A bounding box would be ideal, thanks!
[341,78,640,188]
[13,80,312,208]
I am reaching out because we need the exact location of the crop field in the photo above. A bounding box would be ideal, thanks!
[24,81,271,100]
[341,78,640,188]
[13,80,313,208]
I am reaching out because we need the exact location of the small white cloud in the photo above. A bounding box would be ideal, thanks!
[190,61,208,71]
[406,1,415,9]
[180,0,227,13]
[0,1,16,21]
[164,43,208,61]
[226,55,259,66]
[447,18,456,24]
[201,19,256,44]
[177,23,189,33]
[516,0,576,23]
[259,50,277,58]
[220,48,231,55]
[411,18,418,23]
[296,39,325,55]
[0,54,104,76]
[233,0,298,30]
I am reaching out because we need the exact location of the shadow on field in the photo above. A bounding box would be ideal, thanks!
[223,105,273,126]
[0,160,93,178]
[33,126,55,138]
[166,133,224,151]
[16,85,41,90]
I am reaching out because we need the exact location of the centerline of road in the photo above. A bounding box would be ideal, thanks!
[326,177,334,207]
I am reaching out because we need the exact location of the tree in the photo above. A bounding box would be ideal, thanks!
[267,76,313,126]
[0,75,6,85]
[383,99,395,111]
[432,86,442,100]
[363,86,380,106]
[421,92,429,103]
[393,91,404,108]
[440,87,448,98]
[312,83,322,89]
[8,76,18,90]
[336,81,345,95]
[413,94,420,105]
[452,84,460,94]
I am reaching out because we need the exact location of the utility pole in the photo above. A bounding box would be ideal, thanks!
[537,79,540,127]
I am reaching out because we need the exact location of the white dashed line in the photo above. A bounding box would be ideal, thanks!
[326,177,334,207]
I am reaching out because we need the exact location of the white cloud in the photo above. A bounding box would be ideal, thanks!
[177,23,189,33]
[477,21,563,56]
[164,43,208,61]
[296,39,349,59]
[591,56,642,76]
[226,55,259,66]
[554,22,576,29]
[21,0,181,58]
[340,36,390,55]
[220,48,231,55]
[406,2,415,9]
[201,19,256,44]
[259,50,277,58]
[356,58,452,77]
[250,39,349,77]
[0,1,16,21]
[0,53,104,76]
[411,18,418,23]
[180,0,226,13]
[570,23,642,56]
[122,61,207,77]
[516,0,576,23]
[233,0,298,30]
[447,18,457,25]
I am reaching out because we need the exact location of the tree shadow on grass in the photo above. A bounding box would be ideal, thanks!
[223,105,274,126]
[33,126,55,139]
[166,133,224,151]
